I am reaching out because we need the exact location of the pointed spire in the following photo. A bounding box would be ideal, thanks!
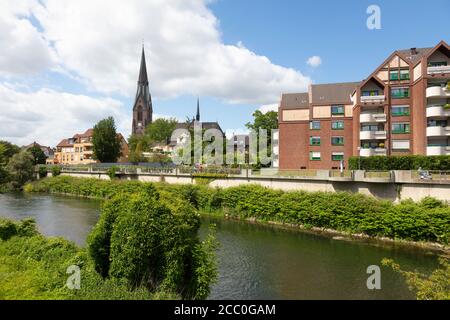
[138,45,149,85]
[196,97,200,122]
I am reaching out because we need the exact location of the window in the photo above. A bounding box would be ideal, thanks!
[310,136,321,146]
[361,124,383,132]
[389,70,399,81]
[391,87,410,99]
[428,61,448,67]
[310,121,321,130]
[427,119,448,127]
[310,151,321,161]
[331,136,344,146]
[331,105,345,116]
[392,140,410,150]
[332,120,344,130]
[392,105,410,116]
[362,90,380,96]
[392,122,410,134]
[332,152,344,161]
[400,69,410,80]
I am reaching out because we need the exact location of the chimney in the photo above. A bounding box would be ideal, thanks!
[410,47,418,55]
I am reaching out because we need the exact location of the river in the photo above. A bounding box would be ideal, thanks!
[0,193,440,300]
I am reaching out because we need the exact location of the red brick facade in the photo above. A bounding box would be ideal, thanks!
[279,41,450,170]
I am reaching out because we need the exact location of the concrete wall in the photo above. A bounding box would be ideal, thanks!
[60,171,450,202]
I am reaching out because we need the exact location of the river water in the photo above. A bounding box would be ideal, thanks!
[0,193,440,300]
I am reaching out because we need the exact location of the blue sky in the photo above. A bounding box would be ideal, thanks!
[0,0,449,146]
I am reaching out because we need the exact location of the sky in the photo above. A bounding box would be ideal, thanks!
[0,0,449,147]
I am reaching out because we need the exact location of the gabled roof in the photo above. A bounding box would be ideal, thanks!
[56,139,73,148]
[423,40,450,62]
[358,75,385,90]
[280,93,309,110]
[397,47,433,65]
[310,82,359,105]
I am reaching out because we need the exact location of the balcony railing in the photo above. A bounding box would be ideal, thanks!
[360,130,387,140]
[426,86,450,98]
[360,148,387,157]
[427,65,450,75]
[360,113,387,123]
[360,95,385,105]
[426,105,450,118]
[426,146,450,156]
[426,126,450,137]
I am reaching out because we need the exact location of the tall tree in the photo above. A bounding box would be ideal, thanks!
[245,110,278,167]
[245,110,278,135]
[145,118,178,144]
[28,146,47,165]
[0,140,20,165]
[92,117,122,163]
[7,151,35,189]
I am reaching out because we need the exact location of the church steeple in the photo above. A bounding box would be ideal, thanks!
[196,97,200,122]
[138,46,149,86]
[132,46,153,136]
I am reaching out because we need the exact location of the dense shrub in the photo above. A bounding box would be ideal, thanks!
[26,176,450,244]
[87,187,217,299]
[0,218,38,240]
[0,218,154,300]
[51,166,61,177]
[38,166,48,178]
[349,155,450,170]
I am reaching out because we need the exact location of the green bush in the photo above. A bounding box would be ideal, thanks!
[51,166,61,177]
[106,166,119,180]
[0,218,154,300]
[349,155,450,170]
[88,186,217,299]
[0,218,38,240]
[38,166,48,178]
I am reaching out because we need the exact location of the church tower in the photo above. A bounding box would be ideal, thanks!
[132,46,153,136]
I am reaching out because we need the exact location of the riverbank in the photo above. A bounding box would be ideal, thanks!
[0,217,168,300]
[25,176,450,248]
[201,211,449,255]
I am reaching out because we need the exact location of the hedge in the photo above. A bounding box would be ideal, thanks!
[25,177,450,244]
[349,155,450,171]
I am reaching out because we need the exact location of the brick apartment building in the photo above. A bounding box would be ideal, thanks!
[279,40,450,170]
[55,129,129,165]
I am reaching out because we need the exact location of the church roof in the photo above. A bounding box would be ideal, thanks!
[138,47,149,85]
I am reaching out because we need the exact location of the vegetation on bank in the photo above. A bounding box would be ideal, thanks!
[382,258,450,300]
[25,176,450,245]
[349,155,450,171]
[1,183,218,300]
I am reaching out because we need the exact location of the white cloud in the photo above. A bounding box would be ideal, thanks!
[0,83,129,146]
[27,0,311,105]
[0,0,55,76]
[259,104,278,114]
[306,56,322,68]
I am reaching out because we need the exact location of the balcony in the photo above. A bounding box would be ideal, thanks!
[426,86,450,98]
[426,146,450,156]
[427,66,450,75]
[360,130,387,140]
[426,105,450,118]
[360,148,387,157]
[426,126,450,137]
[360,95,385,105]
[360,113,387,123]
